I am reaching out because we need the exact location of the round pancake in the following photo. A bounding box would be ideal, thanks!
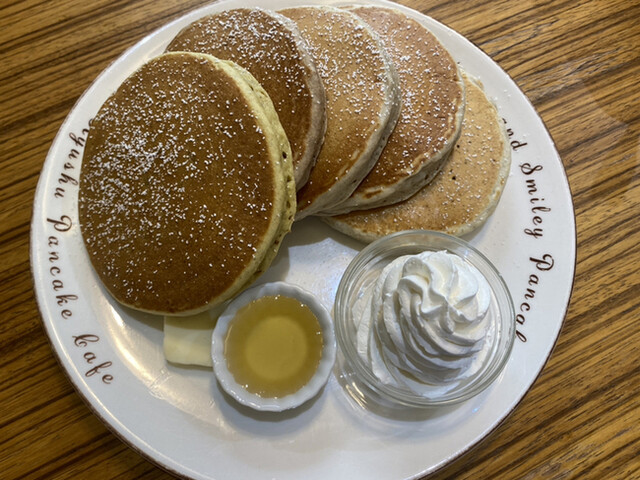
[166,8,326,189]
[280,6,401,219]
[324,73,511,242]
[324,6,465,214]
[79,52,294,316]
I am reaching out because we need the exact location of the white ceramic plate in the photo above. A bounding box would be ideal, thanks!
[30,0,576,478]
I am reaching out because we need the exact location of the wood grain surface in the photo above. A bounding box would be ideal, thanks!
[1,0,638,478]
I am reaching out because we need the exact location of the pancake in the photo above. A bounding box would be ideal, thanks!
[166,7,326,189]
[280,6,401,219]
[324,73,511,241]
[324,5,465,214]
[79,52,295,316]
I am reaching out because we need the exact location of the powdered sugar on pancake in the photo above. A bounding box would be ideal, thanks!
[167,8,325,188]
[325,73,510,242]
[79,53,291,315]
[325,6,465,214]
[280,6,401,218]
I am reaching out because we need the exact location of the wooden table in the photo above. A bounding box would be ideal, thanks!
[2,0,638,478]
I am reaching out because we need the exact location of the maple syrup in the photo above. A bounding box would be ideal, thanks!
[224,295,323,398]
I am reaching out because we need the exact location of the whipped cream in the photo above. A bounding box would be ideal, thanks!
[353,250,493,395]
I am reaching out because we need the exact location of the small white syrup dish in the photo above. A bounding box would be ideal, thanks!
[212,281,336,412]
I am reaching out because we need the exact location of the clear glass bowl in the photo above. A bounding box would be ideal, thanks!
[334,230,515,409]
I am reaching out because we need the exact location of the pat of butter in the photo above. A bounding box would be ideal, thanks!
[163,306,224,367]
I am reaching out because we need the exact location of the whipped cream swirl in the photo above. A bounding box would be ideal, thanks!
[353,250,493,394]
